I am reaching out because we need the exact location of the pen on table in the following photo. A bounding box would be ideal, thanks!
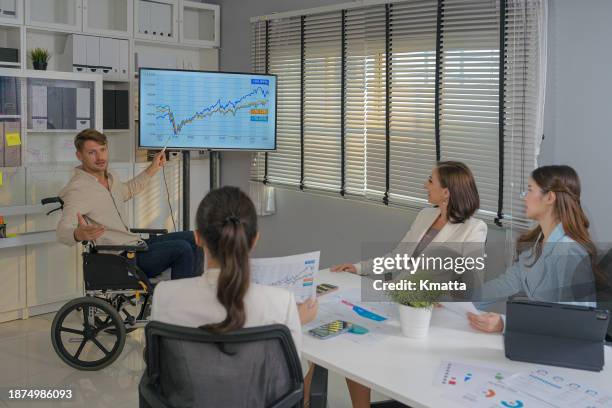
[341,300,387,321]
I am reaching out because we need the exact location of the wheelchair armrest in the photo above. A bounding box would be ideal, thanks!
[41,196,64,215]
[130,228,168,236]
[95,243,149,253]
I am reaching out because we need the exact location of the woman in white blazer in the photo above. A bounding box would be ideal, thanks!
[151,186,318,371]
[331,161,488,408]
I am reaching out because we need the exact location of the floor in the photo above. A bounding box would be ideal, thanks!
[0,313,386,408]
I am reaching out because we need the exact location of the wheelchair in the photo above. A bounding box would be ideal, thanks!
[42,197,169,371]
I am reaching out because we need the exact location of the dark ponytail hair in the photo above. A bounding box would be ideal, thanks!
[196,186,258,333]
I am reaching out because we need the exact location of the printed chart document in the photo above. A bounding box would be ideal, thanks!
[433,361,512,391]
[438,364,612,408]
[303,288,399,345]
[251,251,319,302]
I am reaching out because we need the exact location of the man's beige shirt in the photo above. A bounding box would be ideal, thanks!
[57,167,152,246]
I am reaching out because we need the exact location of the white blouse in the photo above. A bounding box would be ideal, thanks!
[151,268,303,355]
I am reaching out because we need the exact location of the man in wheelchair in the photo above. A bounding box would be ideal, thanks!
[56,129,203,280]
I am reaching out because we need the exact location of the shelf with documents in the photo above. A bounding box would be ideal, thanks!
[0,0,23,25]
[135,0,179,43]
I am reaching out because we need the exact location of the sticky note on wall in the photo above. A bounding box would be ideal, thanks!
[0,171,3,187]
[6,131,21,146]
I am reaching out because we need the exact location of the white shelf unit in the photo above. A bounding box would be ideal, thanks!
[83,0,133,38]
[135,0,178,43]
[0,69,103,322]
[0,0,23,25]
[179,0,219,47]
[0,1,218,323]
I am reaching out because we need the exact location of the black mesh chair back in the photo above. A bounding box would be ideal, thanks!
[596,249,612,342]
[139,321,303,408]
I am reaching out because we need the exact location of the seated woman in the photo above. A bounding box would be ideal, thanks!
[151,186,318,398]
[469,165,598,333]
[330,161,488,408]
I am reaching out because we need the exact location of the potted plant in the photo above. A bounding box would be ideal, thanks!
[389,277,446,338]
[29,48,51,70]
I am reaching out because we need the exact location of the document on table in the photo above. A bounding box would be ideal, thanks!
[433,361,512,391]
[250,251,319,302]
[303,288,399,345]
[440,302,480,317]
[503,368,612,408]
[440,364,612,408]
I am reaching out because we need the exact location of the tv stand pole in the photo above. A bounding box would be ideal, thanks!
[182,151,190,231]
[181,150,220,231]
[209,150,221,190]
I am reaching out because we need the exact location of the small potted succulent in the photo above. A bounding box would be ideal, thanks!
[29,48,51,70]
[389,276,446,338]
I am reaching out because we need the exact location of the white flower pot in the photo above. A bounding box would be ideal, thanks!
[398,304,433,338]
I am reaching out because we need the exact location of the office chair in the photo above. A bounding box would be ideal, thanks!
[139,322,304,408]
[596,248,612,343]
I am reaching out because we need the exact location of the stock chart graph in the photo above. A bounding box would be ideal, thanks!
[139,69,276,150]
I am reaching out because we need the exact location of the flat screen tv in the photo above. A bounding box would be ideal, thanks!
[138,68,277,151]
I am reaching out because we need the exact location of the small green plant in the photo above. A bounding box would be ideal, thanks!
[388,273,447,308]
[29,48,51,64]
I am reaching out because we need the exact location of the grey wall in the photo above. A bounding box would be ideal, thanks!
[541,0,612,242]
[213,0,612,268]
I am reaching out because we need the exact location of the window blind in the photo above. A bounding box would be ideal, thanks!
[303,12,342,192]
[388,0,438,205]
[267,17,302,187]
[250,0,545,225]
[503,0,546,228]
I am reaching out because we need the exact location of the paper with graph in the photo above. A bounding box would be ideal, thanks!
[250,251,319,302]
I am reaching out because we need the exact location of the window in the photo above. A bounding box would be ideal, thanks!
[251,0,546,226]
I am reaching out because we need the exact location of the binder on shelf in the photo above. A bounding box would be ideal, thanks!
[71,34,88,73]
[138,1,152,34]
[86,36,100,73]
[62,88,77,130]
[3,120,21,167]
[30,85,47,130]
[100,37,116,75]
[0,76,18,115]
[119,40,129,77]
[76,88,91,119]
[46,87,63,130]
[103,89,116,129]
[115,90,129,129]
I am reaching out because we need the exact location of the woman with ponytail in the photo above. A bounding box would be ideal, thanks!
[469,165,598,333]
[151,186,315,354]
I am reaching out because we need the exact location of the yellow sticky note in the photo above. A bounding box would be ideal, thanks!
[0,171,3,187]
[6,132,21,147]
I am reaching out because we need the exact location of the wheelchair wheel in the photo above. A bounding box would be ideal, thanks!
[51,296,126,370]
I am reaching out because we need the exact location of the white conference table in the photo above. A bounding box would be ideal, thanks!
[302,269,612,408]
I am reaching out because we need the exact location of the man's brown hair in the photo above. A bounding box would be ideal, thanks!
[74,129,107,151]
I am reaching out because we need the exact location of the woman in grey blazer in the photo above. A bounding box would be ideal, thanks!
[469,165,599,333]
